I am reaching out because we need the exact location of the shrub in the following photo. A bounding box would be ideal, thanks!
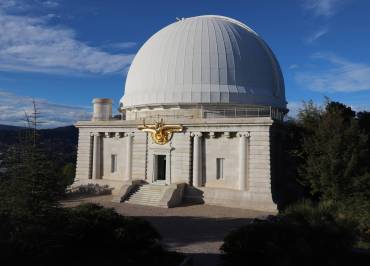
[221,201,358,266]
[0,203,183,266]
[67,183,113,197]
[59,203,166,266]
[221,219,299,266]
[61,163,76,187]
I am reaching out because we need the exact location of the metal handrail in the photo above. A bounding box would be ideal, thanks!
[132,106,283,120]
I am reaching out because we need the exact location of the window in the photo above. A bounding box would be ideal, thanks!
[216,158,224,180]
[111,154,117,173]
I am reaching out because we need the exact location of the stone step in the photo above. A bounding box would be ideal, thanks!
[129,196,162,201]
[125,184,166,206]
[129,195,162,201]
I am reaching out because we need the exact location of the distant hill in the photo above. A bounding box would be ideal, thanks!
[0,125,78,167]
[0,124,25,131]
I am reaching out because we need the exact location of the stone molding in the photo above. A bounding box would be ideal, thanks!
[238,131,251,138]
[190,132,203,137]
[90,132,101,137]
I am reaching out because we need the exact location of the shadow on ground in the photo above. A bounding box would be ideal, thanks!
[62,196,266,266]
[138,215,252,250]
[137,216,254,266]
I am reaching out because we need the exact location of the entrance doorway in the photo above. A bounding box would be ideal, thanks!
[155,155,166,181]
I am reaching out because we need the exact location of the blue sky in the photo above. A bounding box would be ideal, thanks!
[1,0,370,127]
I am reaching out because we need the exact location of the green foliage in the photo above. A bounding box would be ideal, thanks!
[297,100,322,133]
[283,200,370,250]
[0,142,65,215]
[275,120,306,207]
[0,107,183,266]
[0,203,182,266]
[290,100,370,247]
[282,200,357,236]
[67,183,112,197]
[0,110,76,215]
[61,162,76,187]
[0,125,78,190]
[297,101,370,202]
[221,201,360,266]
[358,111,370,134]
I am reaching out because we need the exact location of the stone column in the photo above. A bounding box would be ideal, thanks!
[192,132,202,187]
[238,132,250,190]
[125,133,133,181]
[92,132,102,179]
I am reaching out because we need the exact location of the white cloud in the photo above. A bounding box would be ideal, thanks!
[102,42,137,50]
[295,53,370,92]
[0,0,135,75]
[305,27,329,43]
[0,89,91,128]
[350,104,370,112]
[302,0,344,17]
[42,1,59,8]
[289,64,299,69]
[0,0,17,9]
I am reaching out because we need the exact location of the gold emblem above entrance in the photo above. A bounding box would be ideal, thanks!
[138,120,183,145]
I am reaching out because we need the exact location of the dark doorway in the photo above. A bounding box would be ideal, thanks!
[156,155,166,181]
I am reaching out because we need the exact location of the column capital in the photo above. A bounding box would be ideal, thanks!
[209,132,217,138]
[114,132,121,139]
[125,132,134,137]
[191,132,202,137]
[90,132,101,137]
[238,132,250,138]
[104,132,110,138]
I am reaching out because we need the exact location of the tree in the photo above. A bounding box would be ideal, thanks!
[297,100,322,134]
[61,162,76,187]
[0,101,65,215]
[358,111,370,134]
[298,101,370,202]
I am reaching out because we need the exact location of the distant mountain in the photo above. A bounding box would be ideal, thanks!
[0,124,25,131]
[0,125,78,166]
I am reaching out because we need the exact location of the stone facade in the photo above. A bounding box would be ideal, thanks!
[74,116,278,212]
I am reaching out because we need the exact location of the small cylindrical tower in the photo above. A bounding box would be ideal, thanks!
[92,98,112,121]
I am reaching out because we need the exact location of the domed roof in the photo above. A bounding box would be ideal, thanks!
[121,15,286,109]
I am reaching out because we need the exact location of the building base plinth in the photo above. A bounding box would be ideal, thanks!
[184,186,278,213]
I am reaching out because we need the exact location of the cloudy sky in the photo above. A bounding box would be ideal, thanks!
[0,0,370,127]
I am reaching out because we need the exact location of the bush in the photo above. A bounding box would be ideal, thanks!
[0,203,183,266]
[61,163,76,187]
[221,201,359,266]
[67,183,113,197]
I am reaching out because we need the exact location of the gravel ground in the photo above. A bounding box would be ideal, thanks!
[63,195,272,265]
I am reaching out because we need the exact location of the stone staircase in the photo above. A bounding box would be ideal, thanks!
[125,184,167,206]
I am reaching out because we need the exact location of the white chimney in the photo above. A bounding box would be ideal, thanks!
[92,98,112,121]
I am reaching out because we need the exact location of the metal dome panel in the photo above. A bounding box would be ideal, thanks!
[121,15,286,109]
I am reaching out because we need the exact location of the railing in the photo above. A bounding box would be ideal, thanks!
[131,106,285,121]
[201,106,284,120]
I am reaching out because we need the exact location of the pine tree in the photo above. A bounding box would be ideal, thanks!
[0,101,65,216]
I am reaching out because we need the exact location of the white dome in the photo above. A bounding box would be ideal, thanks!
[121,15,286,109]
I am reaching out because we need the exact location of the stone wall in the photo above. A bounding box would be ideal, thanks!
[131,132,147,180]
[203,134,239,189]
[73,117,278,211]
[101,136,126,181]
[75,128,92,181]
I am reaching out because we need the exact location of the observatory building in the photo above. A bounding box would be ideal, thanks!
[74,15,287,212]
